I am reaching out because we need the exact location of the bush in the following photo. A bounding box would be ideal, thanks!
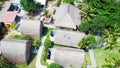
[32,39,41,48]
[47,63,60,68]
[78,34,97,50]
[44,9,49,15]
[41,35,53,66]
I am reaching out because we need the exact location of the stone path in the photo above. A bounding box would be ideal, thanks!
[36,36,47,68]
[87,49,97,68]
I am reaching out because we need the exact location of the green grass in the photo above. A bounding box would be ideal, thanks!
[81,52,91,68]
[85,52,91,65]
[93,45,120,68]
[11,35,30,40]
[16,53,37,68]
[53,45,69,48]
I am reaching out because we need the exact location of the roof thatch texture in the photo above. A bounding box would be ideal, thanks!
[54,4,81,29]
[51,48,85,68]
[54,30,85,47]
[19,19,43,39]
[0,39,31,64]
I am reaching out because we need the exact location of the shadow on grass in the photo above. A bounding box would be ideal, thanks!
[43,27,49,36]
[28,53,37,64]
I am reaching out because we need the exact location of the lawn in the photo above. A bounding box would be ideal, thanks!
[93,45,120,68]
[53,45,69,48]
[16,53,37,68]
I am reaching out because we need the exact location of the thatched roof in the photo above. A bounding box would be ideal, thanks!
[54,30,85,47]
[54,4,81,29]
[51,48,85,68]
[0,39,31,64]
[19,19,43,39]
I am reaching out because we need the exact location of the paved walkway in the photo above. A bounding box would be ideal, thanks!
[87,49,97,68]
[36,36,47,68]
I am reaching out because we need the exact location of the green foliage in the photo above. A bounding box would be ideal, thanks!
[78,0,120,36]
[102,51,120,68]
[78,34,97,50]
[47,63,60,68]
[41,35,54,66]
[32,39,41,48]
[20,0,41,13]
[12,35,30,40]
[63,0,75,4]
[0,56,16,68]
[56,0,61,6]
[41,47,48,66]
[43,9,49,15]
[44,35,53,48]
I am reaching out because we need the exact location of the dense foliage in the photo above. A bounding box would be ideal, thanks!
[47,63,60,68]
[12,35,30,40]
[78,34,97,50]
[41,35,53,66]
[78,0,120,36]
[103,51,120,68]
[32,39,41,48]
[20,0,41,13]
[63,0,75,4]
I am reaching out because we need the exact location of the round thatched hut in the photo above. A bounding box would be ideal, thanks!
[0,39,31,64]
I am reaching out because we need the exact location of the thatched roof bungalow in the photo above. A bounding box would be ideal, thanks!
[0,39,31,64]
[54,4,81,30]
[54,30,85,47]
[19,20,43,39]
[51,48,85,68]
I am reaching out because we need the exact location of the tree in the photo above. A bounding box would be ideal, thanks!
[47,63,60,68]
[78,34,97,50]
[78,0,120,36]
[20,0,41,13]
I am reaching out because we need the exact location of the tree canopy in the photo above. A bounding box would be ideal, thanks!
[78,34,97,50]
[20,0,42,13]
[78,0,120,36]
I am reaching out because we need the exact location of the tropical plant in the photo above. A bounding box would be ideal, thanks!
[63,0,75,4]
[78,34,97,50]
[20,0,41,13]
[78,0,120,36]
[47,63,60,68]
[102,52,120,68]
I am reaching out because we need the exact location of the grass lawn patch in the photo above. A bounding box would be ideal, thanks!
[81,52,91,68]
[16,53,37,68]
[11,35,30,40]
[53,45,69,48]
[93,45,120,68]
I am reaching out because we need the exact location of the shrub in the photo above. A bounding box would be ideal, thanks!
[44,35,53,48]
[78,34,97,50]
[47,63,60,68]
[32,39,41,48]
[44,9,49,15]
